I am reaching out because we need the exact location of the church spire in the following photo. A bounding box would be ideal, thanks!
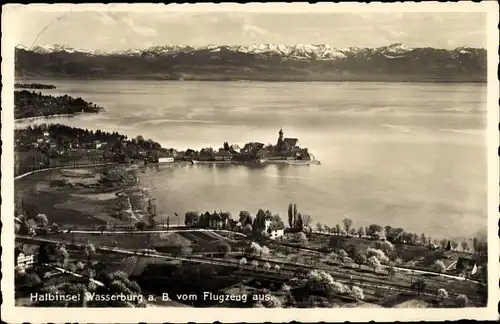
[277,127,284,147]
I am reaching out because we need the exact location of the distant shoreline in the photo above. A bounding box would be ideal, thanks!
[154,160,319,167]
[15,76,487,84]
[15,82,56,90]
[14,113,82,122]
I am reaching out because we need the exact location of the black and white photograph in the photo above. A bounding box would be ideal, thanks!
[2,3,498,322]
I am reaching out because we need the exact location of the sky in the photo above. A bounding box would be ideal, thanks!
[12,6,487,51]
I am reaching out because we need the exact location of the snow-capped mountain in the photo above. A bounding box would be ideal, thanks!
[14,43,486,82]
[15,43,416,60]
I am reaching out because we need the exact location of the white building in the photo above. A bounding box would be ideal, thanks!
[159,157,174,163]
[16,253,35,268]
[264,219,284,240]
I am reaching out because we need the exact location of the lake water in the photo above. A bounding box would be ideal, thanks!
[15,80,487,240]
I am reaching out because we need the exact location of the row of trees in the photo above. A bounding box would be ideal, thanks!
[184,209,285,237]
[315,217,487,254]
[16,124,162,154]
[286,270,365,307]
[287,203,312,230]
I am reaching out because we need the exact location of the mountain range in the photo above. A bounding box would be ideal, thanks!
[15,43,487,82]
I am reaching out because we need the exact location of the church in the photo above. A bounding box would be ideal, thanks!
[276,128,299,152]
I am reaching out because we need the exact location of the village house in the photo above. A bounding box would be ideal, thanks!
[264,219,285,240]
[209,212,224,229]
[158,156,174,163]
[15,245,36,269]
[215,150,233,161]
[94,140,107,149]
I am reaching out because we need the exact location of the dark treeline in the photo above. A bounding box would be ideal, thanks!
[15,90,103,119]
[15,83,56,89]
[183,208,285,236]
[14,124,167,175]
[16,124,163,152]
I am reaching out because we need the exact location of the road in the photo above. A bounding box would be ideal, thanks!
[14,162,117,180]
[45,264,105,287]
[58,228,247,237]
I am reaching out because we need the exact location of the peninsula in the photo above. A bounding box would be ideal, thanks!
[15,124,316,177]
[14,90,104,119]
[170,128,318,165]
[15,83,56,90]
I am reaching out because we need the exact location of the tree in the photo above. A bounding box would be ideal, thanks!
[338,249,348,262]
[430,260,446,273]
[295,213,303,230]
[287,204,293,228]
[135,220,147,232]
[367,256,381,272]
[254,209,267,232]
[413,279,426,296]
[239,211,252,226]
[476,240,488,256]
[49,223,61,232]
[293,204,298,226]
[216,241,231,256]
[247,242,262,257]
[387,264,396,280]
[35,213,49,229]
[350,286,364,300]
[301,214,312,228]
[76,261,85,271]
[335,224,341,235]
[315,222,323,232]
[445,240,451,251]
[357,226,366,238]
[354,251,367,269]
[342,217,353,234]
[456,294,468,307]
[239,257,247,267]
[36,242,52,265]
[374,240,395,255]
[184,211,199,226]
[365,248,389,264]
[420,233,427,246]
[261,246,270,259]
[243,223,253,234]
[97,224,108,234]
[439,239,448,249]
[85,243,96,265]
[461,241,469,252]
[55,244,69,267]
[373,228,386,240]
[437,288,448,303]
[451,241,459,251]
[367,224,383,237]
[294,232,308,244]
[254,294,282,308]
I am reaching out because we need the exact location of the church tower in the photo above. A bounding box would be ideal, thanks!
[277,127,284,147]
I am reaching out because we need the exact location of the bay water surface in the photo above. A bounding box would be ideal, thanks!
[15,80,487,240]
